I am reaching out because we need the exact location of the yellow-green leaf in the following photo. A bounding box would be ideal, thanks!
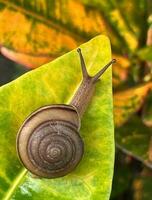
[0,35,114,200]
[137,46,152,62]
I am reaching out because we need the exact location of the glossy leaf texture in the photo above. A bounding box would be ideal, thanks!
[0,35,114,200]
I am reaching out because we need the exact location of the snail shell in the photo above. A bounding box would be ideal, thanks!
[16,48,115,178]
[17,105,84,178]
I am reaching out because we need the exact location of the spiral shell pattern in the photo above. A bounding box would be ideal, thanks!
[26,120,83,177]
[17,105,83,178]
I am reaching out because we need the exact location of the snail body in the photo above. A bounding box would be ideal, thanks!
[17,48,115,178]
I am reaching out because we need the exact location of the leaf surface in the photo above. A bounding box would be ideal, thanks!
[0,35,114,200]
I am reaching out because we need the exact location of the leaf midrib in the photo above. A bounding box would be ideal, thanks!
[2,168,27,200]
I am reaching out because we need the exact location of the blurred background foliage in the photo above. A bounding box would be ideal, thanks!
[0,0,152,199]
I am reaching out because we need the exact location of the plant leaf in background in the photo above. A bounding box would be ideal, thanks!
[137,46,152,62]
[0,47,53,69]
[0,35,114,200]
[112,54,130,89]
[116,115,152,169]
[0,0,131,70]
[113,82,152,168]
[114,82,152,127]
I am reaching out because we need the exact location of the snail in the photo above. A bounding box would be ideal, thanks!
[16,48,116,178]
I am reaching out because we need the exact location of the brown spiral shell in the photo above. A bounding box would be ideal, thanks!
[16,49,115,179]
[17,105,84,178]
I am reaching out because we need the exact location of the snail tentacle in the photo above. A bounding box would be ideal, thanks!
[77,48,90,80]
[16,49,116,179]
[92,58,116,83]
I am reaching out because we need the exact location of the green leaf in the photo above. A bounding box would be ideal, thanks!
[0,35,114,200]
[115,115,152,169]
[137,46,152,62]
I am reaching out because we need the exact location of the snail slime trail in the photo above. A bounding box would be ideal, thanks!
[16,48,116,178]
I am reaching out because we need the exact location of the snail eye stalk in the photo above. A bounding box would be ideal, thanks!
[16,48,115,178]
[77,48,116,82]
